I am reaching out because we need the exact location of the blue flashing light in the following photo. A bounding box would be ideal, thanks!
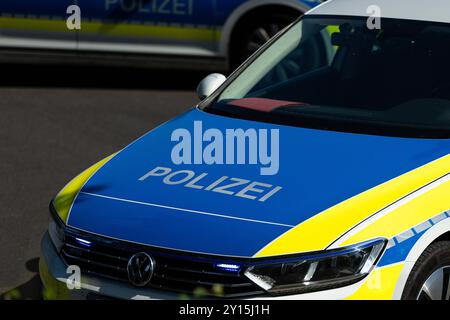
[75,237,92,247]
[215,263,241,272]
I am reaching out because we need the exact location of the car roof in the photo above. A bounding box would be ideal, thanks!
[307,0,450,24]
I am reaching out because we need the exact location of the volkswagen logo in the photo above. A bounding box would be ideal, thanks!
[127,252,155,287]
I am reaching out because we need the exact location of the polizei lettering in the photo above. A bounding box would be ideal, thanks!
[139,167,282,202]
[171,121,280,176]
[105,0,194,15]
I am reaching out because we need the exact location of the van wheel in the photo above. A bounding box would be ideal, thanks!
[401,241,450,300]
[230,11,300,70]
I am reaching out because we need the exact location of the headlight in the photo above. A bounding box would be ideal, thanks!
[244,239,386,296]
[48,201,65,252]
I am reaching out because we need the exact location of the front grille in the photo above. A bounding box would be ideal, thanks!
[60,228,264,298]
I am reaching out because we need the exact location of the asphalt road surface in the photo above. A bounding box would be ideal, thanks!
[0,63,208,299]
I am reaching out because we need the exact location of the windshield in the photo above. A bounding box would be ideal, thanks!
[205,16,450,138]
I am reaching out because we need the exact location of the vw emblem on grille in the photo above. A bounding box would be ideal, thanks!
[127,252,155,287]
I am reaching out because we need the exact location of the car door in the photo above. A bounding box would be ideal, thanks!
[0,0,77,50]
[77,0,218,57]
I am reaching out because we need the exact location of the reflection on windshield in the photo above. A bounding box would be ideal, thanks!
[206,16,450,138]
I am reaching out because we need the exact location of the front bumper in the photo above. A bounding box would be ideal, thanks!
[39,231,385,300]
[40,232,181,300]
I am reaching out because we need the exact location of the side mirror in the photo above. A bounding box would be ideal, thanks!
[197,73,226,100]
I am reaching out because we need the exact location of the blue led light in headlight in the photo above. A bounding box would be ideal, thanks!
[215,263,241,272]
[76,237,92,247]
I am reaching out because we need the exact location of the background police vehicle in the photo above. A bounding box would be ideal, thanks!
[0,0,322,71]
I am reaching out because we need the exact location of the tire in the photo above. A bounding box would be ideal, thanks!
[230,10,300,70]
[401,241,450,300]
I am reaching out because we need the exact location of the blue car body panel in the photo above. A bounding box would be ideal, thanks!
[77,0,217,27]
[67,108,450,257]
[0,0,319,27]
[0,0,73,16]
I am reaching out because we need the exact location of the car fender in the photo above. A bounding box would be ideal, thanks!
[392,217,450,299]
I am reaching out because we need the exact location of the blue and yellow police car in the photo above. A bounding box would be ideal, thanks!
[0,0,322,69]
[40,0,450,299]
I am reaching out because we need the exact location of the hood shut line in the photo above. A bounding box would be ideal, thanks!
[79,191,295,228]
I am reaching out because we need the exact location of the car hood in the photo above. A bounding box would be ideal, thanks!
[66,108,450,257]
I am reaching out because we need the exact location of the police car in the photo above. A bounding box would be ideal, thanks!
[0,0,321,70]
[40,0,450,300]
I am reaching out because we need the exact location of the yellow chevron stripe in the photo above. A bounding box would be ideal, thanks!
[255,154,450,257]
[53,153,117,223]
[345,264,404,300]
[0,17,216,41]
[341,179,450,246]
[0,17,68,32]
[80,21,216,41]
